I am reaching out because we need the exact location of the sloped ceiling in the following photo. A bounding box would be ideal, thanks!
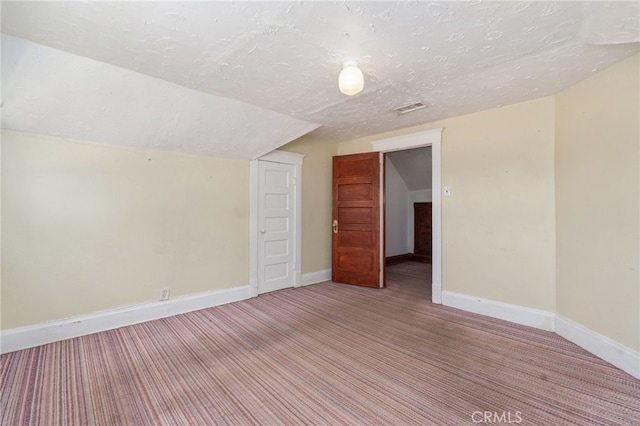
[387,147,432,191]
[1,35,318,159]
[1,1,639,159]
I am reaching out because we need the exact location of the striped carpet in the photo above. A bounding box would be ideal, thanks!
[2,262,639,425]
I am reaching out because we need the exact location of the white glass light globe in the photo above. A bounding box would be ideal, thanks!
[339,61,364,96]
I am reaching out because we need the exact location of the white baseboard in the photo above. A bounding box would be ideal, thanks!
[0,285,252,354]
[555,315,640,379]
[300,269,332,286]
[5,280,636,380]
[441,290,555,331]
[441,291,639,379]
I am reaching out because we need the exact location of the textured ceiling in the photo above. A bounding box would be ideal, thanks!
[387,147,432,191]
[2,1,639,158]
[1,35,318,159]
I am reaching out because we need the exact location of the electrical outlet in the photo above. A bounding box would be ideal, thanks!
[160,287,170,301]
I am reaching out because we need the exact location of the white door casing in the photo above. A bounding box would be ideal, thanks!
[372,128,443,304]
[250,150,304,296]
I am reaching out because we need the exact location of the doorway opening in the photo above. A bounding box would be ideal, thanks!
[372,128,443,304]
[384,148,433,296]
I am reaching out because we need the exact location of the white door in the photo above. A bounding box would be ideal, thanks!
[258,160,296,294]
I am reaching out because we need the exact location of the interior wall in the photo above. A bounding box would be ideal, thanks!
[338,96,557,312]
[555,53,640,352]
[280,136,337,274]
[1,131,250,329]
[385,157,410,257]
[0,133,2,330]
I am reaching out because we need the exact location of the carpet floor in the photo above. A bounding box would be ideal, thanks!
[2,262,639,425]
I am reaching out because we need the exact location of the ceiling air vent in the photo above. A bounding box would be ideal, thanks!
[391,101,428,115]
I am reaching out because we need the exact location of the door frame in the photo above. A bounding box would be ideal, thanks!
[250,150,304,297]
[372,128,443,304]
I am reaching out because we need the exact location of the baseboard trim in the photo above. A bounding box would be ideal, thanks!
[407,253,431,263]
[442,291,639,378]
[5,281,636,379]
[555,315,640,379]
[300,269,332,286]
[1,285,252,354]
[441,290,555,331]
[386,254,411,266]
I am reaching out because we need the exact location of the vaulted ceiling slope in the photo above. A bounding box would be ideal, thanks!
[1,35,319,159]
[387,148,432,191]
[2,1,639,159]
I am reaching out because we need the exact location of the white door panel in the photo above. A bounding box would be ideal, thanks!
[258,161,295,294]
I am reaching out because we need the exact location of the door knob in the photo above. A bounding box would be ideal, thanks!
[260,229,266,234]
[332,220,338,234]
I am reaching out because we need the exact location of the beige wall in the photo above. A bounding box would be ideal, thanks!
[3,54,638,359]
[338,96,558,312]
[1,131,250,329]
[555,54,640,351]
[280,136,337,274]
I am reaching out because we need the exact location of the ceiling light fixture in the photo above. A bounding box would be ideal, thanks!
[338,60,364,96]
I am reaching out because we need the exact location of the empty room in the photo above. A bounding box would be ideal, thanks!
[1,2,639,425]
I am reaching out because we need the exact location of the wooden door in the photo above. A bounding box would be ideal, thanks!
[332,152,383,288]
[413,202,432,263]
[258,160,295,293]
